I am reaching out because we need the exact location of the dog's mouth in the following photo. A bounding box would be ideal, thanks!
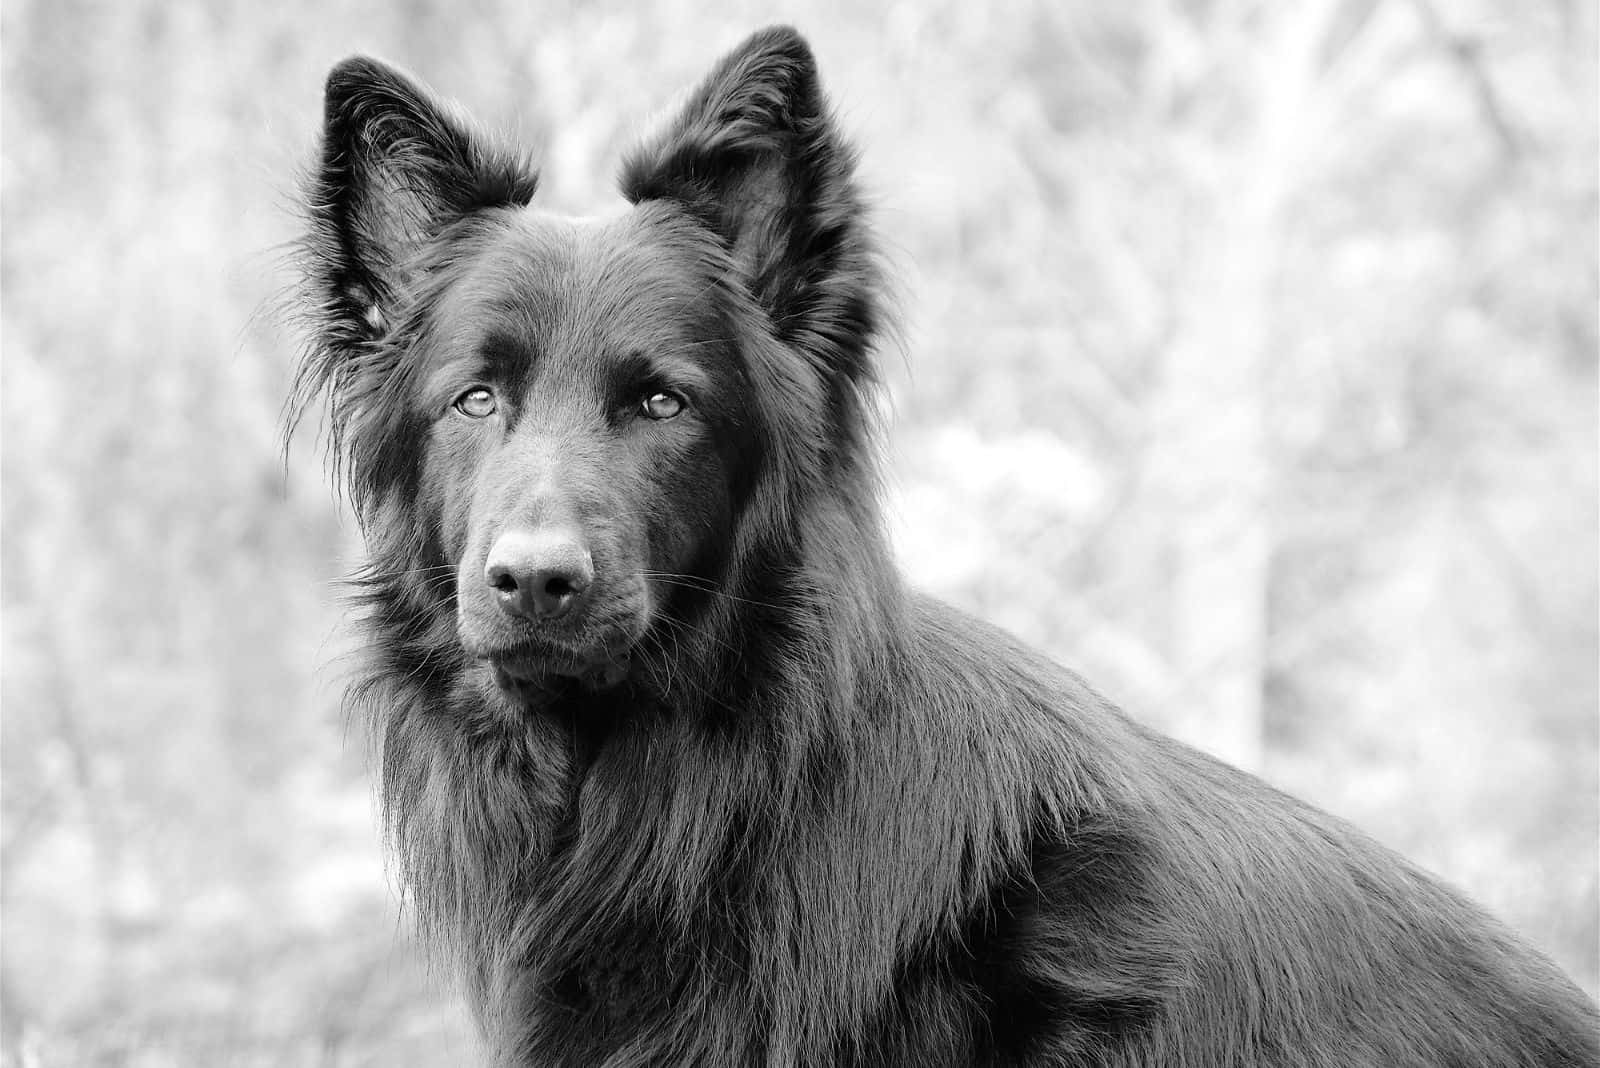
[477,640,634,696]
[458,582,651,699]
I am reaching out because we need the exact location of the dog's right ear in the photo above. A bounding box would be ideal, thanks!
[305,57,538,349]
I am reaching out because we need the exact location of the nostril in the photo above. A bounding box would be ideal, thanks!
[488,567,519,594]
[530,568,588,617]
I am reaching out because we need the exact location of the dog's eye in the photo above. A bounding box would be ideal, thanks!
[454,388,497,418]
[640,391,686,420]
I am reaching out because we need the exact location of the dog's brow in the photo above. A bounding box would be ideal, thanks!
[417,332,534,406]
[479,333,535,381]
[606,349,712,395]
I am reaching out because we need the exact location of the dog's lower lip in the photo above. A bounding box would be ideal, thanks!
[485,649,631,689]
[491,657,546,681]
[489,652,584,680]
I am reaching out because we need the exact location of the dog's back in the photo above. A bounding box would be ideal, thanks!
[854,594,1599,1065]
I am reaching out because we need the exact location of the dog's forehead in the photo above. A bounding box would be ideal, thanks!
[458,206,719,336]
[497,207,707,293]
[417,205,731,393]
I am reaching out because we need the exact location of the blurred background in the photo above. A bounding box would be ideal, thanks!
[3,0,1595,1063]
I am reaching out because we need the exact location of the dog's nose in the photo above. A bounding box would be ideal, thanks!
[484,528,594,621]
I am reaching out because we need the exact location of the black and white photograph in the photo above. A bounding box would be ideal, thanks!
[3,2,1597,1064]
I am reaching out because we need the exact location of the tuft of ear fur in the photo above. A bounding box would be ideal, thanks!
[305,57,538,351]
[620,26,881,390]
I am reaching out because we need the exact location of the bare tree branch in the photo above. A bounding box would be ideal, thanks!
[1408,0,1523,162]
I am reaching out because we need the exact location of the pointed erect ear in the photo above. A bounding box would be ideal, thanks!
[306,57,538,348]
[620,27,880,382]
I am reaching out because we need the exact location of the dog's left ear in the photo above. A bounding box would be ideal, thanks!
[621,27,879,382]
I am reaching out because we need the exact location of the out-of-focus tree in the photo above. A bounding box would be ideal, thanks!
[881,0,1595,990]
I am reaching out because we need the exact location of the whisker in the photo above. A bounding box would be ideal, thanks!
[647,607,742,660]
[360,563,459,580]
[639,616,741,714]
[636,571,780,611]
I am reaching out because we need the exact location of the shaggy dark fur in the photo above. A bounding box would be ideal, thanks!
[291,26,1600,1067]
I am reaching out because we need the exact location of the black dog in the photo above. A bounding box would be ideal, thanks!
[292,25,1599,1066]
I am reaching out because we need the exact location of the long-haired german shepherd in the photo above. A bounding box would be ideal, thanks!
[292,26,1598,1067]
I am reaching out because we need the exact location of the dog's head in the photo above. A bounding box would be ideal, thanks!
[293,28,881,697]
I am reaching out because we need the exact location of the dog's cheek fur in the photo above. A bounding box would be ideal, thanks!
[423,415,495,567]
[640,413,738,589]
